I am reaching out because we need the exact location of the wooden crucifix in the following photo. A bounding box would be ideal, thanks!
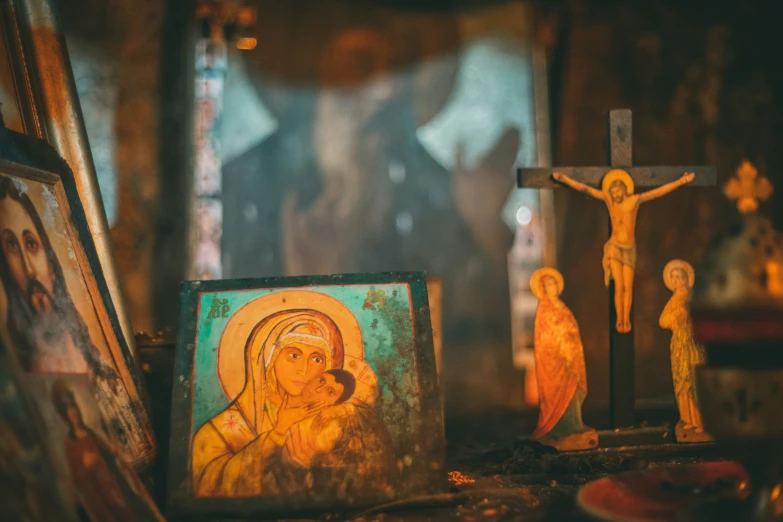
[518,109,717,429]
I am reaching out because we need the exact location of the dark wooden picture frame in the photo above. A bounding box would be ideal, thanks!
[0,121,156,468]
[168,272,445,519]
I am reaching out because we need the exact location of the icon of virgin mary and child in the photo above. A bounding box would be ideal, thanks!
[191,291,396,500]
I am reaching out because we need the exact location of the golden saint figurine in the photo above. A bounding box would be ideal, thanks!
[659,260,711,443]
[530,268,597,451]
[553,169,694,333]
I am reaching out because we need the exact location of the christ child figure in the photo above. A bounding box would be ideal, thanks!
[552,169,694,333]
[267,368,357,469]
[264,368,394,497]
[530,268,597,451]
[659,260,710,442]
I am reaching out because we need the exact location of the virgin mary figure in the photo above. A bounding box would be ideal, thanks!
[191,291,394,499]
[530,268,596,450]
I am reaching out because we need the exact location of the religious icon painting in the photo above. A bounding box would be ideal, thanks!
[0,341,164,521]
[0,153,155,468]
[168,272,446,518]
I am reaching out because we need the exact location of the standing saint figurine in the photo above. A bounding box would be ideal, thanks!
[553,169,695,333]
[530,268,597,451]
[659,260,711,443]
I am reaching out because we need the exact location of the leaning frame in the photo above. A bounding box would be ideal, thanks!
[0,0,136,356]
[0,144,157,467]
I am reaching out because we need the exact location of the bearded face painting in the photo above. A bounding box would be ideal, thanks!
[170,275,445,517]
[0,172,154,466]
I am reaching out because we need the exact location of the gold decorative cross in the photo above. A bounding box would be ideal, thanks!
[724,160,773,214]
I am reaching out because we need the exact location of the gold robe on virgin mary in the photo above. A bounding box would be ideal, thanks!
[191,309,394,498]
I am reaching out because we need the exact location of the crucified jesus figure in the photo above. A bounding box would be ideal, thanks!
[553,169,695,333]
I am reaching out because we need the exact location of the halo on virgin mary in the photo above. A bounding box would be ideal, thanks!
[217,290,368,401]
[530,267,564,299]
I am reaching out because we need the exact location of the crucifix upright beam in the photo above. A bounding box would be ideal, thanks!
[518,109,717,429]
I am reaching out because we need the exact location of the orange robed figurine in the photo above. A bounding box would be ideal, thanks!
[530,268,598,451]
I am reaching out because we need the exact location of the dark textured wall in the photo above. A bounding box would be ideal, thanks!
[543,0,783,413]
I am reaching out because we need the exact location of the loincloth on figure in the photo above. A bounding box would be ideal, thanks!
[602,240,637,287]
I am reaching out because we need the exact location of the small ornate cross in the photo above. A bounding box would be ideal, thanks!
[724,160,773,214]
[362,289,387,310]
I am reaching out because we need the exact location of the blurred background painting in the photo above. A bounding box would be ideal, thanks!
[217,1,542,412]
[36,0,782,422]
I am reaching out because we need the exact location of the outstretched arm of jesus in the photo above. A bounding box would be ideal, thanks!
[639,172,695,202]
[552,172,605,200]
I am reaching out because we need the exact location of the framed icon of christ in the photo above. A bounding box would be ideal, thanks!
[0,121,156,469]
[168,272,446,518]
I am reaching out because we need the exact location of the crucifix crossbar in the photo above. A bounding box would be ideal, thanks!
[518,109,717,429]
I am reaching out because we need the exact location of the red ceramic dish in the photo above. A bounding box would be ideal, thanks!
[577,461,747,522]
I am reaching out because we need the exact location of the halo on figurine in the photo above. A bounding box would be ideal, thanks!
[663,259,695,291]
[530,267,564,299]
[601,169,635,195]
[724,160,773,214]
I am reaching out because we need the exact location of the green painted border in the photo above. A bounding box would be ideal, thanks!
[167,272,445,519]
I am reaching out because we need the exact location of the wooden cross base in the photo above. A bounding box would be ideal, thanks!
[518,109,717,430]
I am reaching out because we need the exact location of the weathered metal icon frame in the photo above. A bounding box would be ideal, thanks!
[168,272,445,519]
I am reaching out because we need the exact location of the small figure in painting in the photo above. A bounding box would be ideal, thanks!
[0,423,66,521]
[50,380,162,522]
[659,260,711,442]
[552,169,694,333]
[530,268,597,451]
